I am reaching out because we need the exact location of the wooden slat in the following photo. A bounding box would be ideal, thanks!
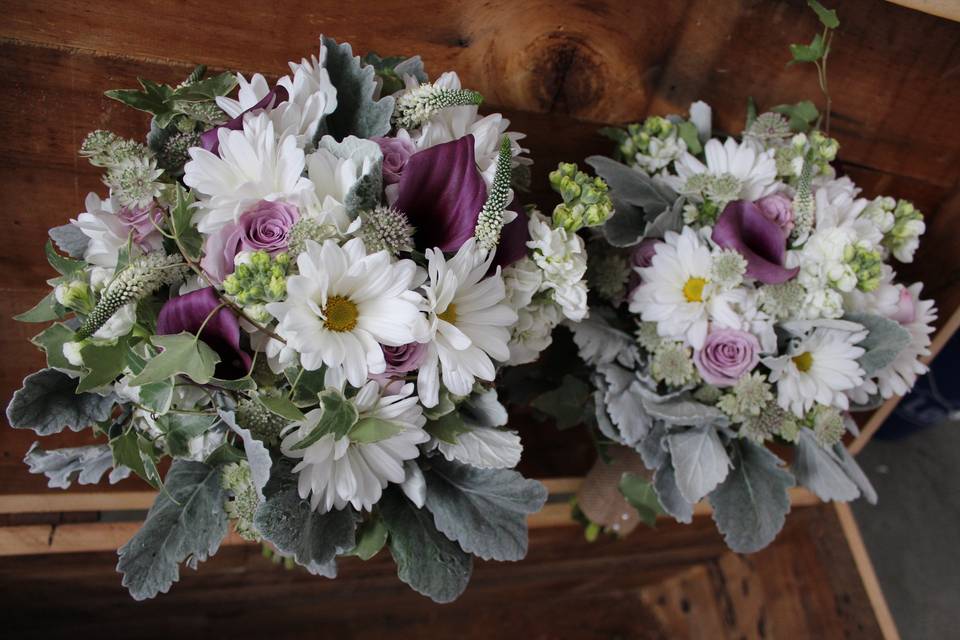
[887,0,960,21]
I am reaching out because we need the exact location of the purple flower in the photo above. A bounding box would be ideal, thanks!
[712,200,799,284]
[394,135,487,252]
[201,200,300,282]
[156,287,252,380]
[755,193,795,237]
[382,342,426,376]
[693,329,760,387]
[373,132,416,185]
[628,238,661,293]
[118,203,164,251]
[200,86,289,155]
[491,209,530,270]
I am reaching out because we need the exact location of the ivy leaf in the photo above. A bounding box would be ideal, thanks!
[169,186,202,261]
[31,322,78,371]
[117,461,229,600]
[351,516,388,560]
[49,223,90,258]
[348,416,403,443]
[380,487,473,603]
[254,466,357,568]
[15,291,68,323]
[45,239,85,276]
[77,338,130,392]
[129,333,221,387]
[7,368,115,436]
[256,394,306,423]
[154,414,218,458]
[845,312,912,376]
[667,425,731,504]
[424,411,471,445]
[619,472,664,527]
[772,101,820,133]
[708,440,794,553]
[106,79,173,117]
[138,380,174,414]
[109,429,162,489]
[289,389,358,450]
[24,443,130,489]
[285,366,328,407]
[676,121,702,156]
[171,72,237,102]
[788,33,826,64]
[317,35,395,141]
[808,0,839,28]
[531,374,591,430]
[423,458,547,561]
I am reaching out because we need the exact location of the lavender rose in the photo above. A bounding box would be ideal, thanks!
[693,329,760,387]
[118,203,164,251]
[201,200,300,282]
[382,342,427,377]
[755,193,795,237]
[373,131,416,185]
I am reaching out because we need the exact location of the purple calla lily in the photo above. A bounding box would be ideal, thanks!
[394,135,487,252]
[157,287,252,379]
[491,209,530,269]
[200,85,289,155]
[712,200,799,284]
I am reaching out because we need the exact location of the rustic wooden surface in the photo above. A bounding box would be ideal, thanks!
[0,505,884,639]
[1,0,958,500]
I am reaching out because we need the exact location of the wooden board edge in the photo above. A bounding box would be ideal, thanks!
[834,502,902,640]
[885,0,960,22]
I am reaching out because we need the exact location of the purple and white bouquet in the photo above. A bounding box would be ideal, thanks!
[6,37,590,601]
[561,5,936,552]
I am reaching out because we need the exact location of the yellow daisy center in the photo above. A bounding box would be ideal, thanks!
[323,295,359,332]
[792,352,814,372]
[682,277,707,303]
[438,303,458,325]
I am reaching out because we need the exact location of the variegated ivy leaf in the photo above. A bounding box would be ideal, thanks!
[7,368,116,436]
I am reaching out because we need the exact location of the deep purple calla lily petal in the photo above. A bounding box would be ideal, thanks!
[712,200,799,284]
[491,208,529,270]
[157,287,252,379]
[200,86,289,155]
[394,135,487,252]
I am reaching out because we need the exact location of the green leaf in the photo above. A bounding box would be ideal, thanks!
[845,312,912,376]
[772,101,820,134]
[789,33,826,65]
[256,394,306,423]
[598,126,628,144]
[31,323,78,370]
[707,440,795,553]
[585,155,677,215]
[619,472,664,527]
[424,411,471,445]
[208,375,257,392]
[171,72,237,102]
[6,368,115,436]
[531,374,592,430]
[129,333,220,386]
[76,338,129,392]
[676,121,702,156]
[808,0,839,28]
[745,96,759,129]
[290,389,359,450]
[15,291,67,323]
[423,458,547,561]
[105,88,170,115]
[109,429,158,488]
[254,464,357,567]
[351,516,388,560]
[284,367,328,406]
[169,186,202,261]
[380,488,472,604]
[316,36,395,141]
[204,442,245,466]
[45,239,85,276]
[139,380,174,414]
[155,414,218,458]
[348,416,403,443]
[117,461,229,600]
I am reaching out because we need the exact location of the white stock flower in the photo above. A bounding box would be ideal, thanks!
[501,257,543,310]
[506,301,562,366]
[527,211,588,321]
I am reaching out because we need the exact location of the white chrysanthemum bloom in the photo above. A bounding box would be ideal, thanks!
[266,238,427,387]
[501,257,543,311]
[506,301,562,366]
[281,380,428,512]
[215,73,272,117]
[764,327,867,417]
[631,227,716,349]
[184,112,314,233]
[663,137,778,202]
[417,239,517,407]
[411,71,529,187]
[811,188,883,249]
[527,211,588,321]
[303,136,381,233]
[72,193,134,268]
[849,283,937,403]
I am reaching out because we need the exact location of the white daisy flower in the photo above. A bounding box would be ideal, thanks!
[664,137,778,202]
[183,112,314,233]
[527,211,589,321]
[764,327,867,417]
[417,239,517,407]
[630,227,715,349]
[267,238,427,387]
[281,380,428,513]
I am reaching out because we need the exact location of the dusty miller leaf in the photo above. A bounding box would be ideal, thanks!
[653,459,694,524]
[318,36,395,141]
[24,443,130,489]
[845,312,912,376]
[7,368,115,436]
[667,425,731,504]
[792,428,860,502]
[49,224,89,258]
[568,310,639,367]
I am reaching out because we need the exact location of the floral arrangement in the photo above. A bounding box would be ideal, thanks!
[544,3,937,551]
[5,37,591,601]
